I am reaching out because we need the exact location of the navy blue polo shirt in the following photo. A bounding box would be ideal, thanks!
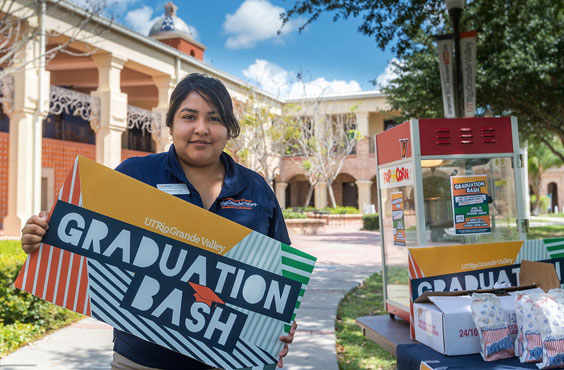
[112,145,291,369]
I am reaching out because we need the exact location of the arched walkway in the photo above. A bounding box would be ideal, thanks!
[331,173,358,208]
[286,174,314,209]
[548,182,559,213]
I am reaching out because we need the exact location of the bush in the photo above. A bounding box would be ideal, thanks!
[326,206,360,214]
[282,210,307,219]
[0,240,83,356]
[287,206,360,215]
[362,213,380,230]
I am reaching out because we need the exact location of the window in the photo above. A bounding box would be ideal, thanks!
[0,104,8,133]
[122,125,155,152]
[42,110,95,144]
[384,119,399,131]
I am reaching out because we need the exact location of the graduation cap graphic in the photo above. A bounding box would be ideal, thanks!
[188,282,225,307]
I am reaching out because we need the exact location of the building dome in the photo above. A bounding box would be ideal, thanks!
[148,2,196,40]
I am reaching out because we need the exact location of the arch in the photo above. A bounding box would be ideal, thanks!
[548,182,559,213]
[285,174,314,209]
[332,172,358,208]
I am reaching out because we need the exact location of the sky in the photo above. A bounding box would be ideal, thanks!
[107,0,398,98]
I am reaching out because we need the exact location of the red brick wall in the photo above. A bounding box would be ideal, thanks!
[122,148,153,162]
[158,38,205,61]
[0,137,154,230]
[280,137,378,207]
[280,138,376,182]
[42,138,96,203]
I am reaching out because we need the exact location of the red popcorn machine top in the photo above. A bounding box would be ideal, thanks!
[374,117,527,321]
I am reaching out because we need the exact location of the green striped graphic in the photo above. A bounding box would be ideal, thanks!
[282,270,310,284]
[545,238,564,259]
[282,243,317,261]
[281,256,315,273]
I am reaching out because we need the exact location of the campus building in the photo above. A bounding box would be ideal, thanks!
[0,1,561,236]
[0,1,394,236]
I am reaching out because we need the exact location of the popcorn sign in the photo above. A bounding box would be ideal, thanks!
[379,163,414,189]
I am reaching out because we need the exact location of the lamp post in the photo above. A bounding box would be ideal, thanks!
[445,0,465,118]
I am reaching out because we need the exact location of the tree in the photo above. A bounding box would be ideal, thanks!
[528,138,564,215]
[281,0,444,55]
[287,98,361,208]
[0,0,109,78]
[228,89,291,188]
[285,101,322,208]
[281,0,564,161]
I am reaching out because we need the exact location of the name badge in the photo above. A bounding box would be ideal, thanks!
[157,183,190,195]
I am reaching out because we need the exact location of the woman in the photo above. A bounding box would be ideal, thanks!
[21,73,296,370]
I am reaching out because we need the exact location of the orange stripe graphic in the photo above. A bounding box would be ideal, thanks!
[75,256,90,314]
[35,245,51,298]
[54,250,72,307]
[23,247,40,292]
[65,252,82,310]
[45,245,61,301]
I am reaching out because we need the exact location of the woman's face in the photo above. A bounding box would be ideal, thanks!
[170,91,229,169]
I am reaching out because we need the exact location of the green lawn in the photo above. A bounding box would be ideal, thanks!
[336,272,396,370]
[527,225,564,239]
[0,240,83,356]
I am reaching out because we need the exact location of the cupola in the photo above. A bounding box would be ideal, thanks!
[149,2,206,60]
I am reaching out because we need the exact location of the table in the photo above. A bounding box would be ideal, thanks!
[397,343,539,370]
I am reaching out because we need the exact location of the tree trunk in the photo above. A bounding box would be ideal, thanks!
[303,184,314,208]
[327,183,337,208]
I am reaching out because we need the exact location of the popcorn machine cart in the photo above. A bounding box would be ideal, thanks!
[375,117,527,320]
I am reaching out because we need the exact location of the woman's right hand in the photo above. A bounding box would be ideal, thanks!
[21,211,49,254]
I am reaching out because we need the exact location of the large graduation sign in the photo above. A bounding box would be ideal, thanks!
[14,156,317,370]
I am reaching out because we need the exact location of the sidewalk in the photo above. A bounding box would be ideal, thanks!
[1,224,382,370]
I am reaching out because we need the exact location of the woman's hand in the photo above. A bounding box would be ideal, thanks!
[277,321,297,368]
[21,211,49,254]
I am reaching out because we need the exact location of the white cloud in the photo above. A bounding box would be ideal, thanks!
[243,59,290,96]
[243,59,362,98]
[375,58,402,89]
[124,6,158,35]
[223,0,300,49]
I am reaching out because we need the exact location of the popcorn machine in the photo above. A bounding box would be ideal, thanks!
[375,117,527,320]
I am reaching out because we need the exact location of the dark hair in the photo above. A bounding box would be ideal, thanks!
[166,73,240,138]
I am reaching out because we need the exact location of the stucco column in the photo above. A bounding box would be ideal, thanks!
[275,182,288,209]
[356,180,373,213]
[355,111,370,137]
[152,74,175,153]
[314,181,328,209]
[3,38,51,235]
[90,53,127,168]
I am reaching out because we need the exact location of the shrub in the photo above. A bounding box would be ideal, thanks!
[304,206,360,214]
[326,206,360,214]
[0,241,83,356]
[362,213,380,230]
[282,210,307,219]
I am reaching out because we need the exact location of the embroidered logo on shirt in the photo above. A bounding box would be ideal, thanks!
[220,198,257,210]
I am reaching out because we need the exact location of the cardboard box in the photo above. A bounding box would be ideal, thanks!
[413,288,542,356]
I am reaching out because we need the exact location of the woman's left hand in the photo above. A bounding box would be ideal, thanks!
[277,321,297,368]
